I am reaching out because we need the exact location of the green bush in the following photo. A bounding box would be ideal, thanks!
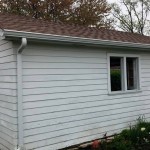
[107,135,134,150]
[111,70,121,91]
[101,117,150,150]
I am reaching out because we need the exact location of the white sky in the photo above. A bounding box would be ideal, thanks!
[107,0,126,12]
[107,0,150,34]
[107,0,118,4]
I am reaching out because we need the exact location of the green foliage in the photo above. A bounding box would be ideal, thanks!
[111,70,121,91]
[107,135,134,150]
[100,116,150,150]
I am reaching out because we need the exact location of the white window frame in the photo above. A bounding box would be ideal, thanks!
[107,53,141,94]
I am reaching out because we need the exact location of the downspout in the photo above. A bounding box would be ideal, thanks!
[17,38,27,149]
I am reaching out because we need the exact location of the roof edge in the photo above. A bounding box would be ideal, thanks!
[3,29,150,50]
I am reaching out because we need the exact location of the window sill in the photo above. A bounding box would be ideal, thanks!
[108,89,142,96]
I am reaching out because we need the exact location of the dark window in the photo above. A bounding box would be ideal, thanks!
[126,58,137,90]
[109,55,139,93]
[110,57,122,91]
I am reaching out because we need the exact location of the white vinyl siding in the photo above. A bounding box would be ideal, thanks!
[0,40,17,150]
[22,43,150,150]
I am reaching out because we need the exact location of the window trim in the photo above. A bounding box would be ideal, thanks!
[107,53,141,94]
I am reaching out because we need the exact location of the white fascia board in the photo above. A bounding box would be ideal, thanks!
[2,29,150,50]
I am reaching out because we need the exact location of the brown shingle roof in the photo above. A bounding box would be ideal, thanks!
[0,13,150,44]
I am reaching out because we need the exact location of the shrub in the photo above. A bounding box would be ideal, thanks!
[107,135,134,150]
[111,70,121,91]
[100,116,150,150]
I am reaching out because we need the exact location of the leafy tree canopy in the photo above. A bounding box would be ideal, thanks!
[0,0,113,29]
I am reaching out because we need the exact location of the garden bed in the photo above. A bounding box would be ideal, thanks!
[63,117,150,150]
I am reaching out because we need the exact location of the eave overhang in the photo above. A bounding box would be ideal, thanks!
[2,29,150,50]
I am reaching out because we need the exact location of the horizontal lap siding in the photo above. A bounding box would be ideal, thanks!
[23,44,150,150]
[0,40,17,150]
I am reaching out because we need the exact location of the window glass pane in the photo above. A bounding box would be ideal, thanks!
[126,58,137,90]
[110,57,122,91]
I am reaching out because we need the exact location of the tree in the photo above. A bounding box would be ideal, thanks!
[0,0,113,29]
[111,0,150,35]
[27,0,74,22]
[0,0,26,15]
[0,0,74,22]
[69,0,113,28]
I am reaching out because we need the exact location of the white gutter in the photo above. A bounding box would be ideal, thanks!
[2,29,150,50]
[17,37,27,149]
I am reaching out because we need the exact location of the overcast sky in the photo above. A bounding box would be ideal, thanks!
[107,0,118,3]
